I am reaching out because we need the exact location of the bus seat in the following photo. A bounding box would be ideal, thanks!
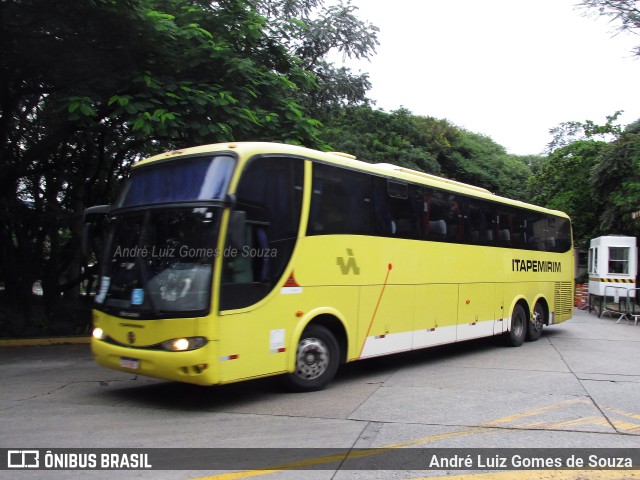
[428,220,446,240]
[546,237,556,251]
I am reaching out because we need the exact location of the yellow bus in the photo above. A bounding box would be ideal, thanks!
[87,142,574,391]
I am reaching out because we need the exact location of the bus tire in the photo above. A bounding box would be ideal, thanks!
[526,302,545,342]
[282,324,339,392]
[506,304,527,347]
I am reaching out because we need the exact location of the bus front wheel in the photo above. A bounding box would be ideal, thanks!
[506,304,527,347]
[283,324,339,392]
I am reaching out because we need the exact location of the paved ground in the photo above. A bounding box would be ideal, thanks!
[0,307,639,479]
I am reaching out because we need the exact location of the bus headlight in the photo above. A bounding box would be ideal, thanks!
[93,327,106,340]
[161,337,207,352]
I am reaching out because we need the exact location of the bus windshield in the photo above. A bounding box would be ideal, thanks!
[117,155,235,207]
[95,206,221,318]
[95,155,236,318]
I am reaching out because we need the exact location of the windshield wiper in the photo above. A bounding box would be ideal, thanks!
[134,255,160,316]
[134,211,161,316]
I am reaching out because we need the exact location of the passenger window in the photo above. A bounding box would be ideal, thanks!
[464,201,495,245]
[373,178,421,239]
[307,163,372,235]
[220,156,303,310]
[510,210,527,249]
[522,213,545,251]
[424,189,462,242]
[553,217,572,253]
[496,209,514,247]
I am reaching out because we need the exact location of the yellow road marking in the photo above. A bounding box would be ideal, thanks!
[605,406,640,422]
[193,428,484,480]
[603,406,640,433]
[610,419,640,434]
[519,416,610,431]
[192,399,640,480]
[479,398,589,428]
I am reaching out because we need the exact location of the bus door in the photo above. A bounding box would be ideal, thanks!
[217,156,304,382]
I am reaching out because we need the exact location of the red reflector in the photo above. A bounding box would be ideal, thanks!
[220,354,239,361]
[284,272,300,288]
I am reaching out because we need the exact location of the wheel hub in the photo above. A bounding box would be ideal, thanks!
[532,310,543,331]
[296,338,329,380]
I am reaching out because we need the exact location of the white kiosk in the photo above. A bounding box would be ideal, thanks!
[588,235,638,323]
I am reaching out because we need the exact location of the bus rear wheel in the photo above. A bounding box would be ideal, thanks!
[505,304,527,347]
[283,324,339,392]
[526,302,545,342]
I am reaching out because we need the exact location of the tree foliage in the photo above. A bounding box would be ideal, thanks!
[592,119,640,234]
[580,0,640,56]
[530,114,640,246]
[546,111,623,151]
[250,0,379,117]
[6,0,636,337]
[321,107,532,200]
[445,130,532,200]
[0,0,378,333]
[529,140,607,246]
[320,107,445,173]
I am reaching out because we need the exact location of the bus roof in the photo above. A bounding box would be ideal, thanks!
[135,141,569,219]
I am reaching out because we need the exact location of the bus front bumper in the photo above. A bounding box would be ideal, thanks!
[91,338,219,386]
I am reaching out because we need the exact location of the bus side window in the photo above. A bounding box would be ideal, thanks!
[496,209,513,247]
[510,210,526,249]
[425,189,461,242]
[308,163,372,235]
[373,178,421,239]
[220,156,303,311]
[554,217,572,253]
[464,201,494,246]
[526,214,545,251]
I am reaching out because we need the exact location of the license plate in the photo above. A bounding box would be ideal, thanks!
[120,357,140,370]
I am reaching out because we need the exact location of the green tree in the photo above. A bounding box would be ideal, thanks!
[529,140,607,246]
[441,130,532,200]
[0,0,378,333]
[251,0,379,117]
[580,0,640,56]
[592,119,640,235]
[320,106,452,174]
[533,113,639,244]
[546,111,623,151]
[320,106,533,199]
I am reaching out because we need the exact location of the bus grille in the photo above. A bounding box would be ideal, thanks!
[554,282,573,316]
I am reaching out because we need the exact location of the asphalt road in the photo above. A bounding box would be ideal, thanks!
[1,307,639,480]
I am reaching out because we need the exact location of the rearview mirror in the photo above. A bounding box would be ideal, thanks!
[81,205,111,258]
[228,210,247,249]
